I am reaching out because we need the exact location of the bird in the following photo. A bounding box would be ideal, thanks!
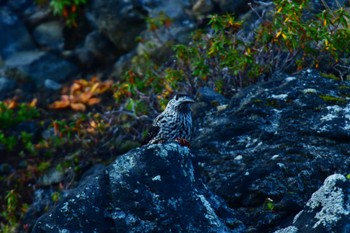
[146,95,195,146]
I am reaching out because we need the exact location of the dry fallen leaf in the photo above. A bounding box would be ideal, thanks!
[87,97,101,106]
[49,78,113,111]
[77,92,93,103]
[29,98,38,107]
[70,83,82,95]
[70,103,86,111]
[49,100,71,109]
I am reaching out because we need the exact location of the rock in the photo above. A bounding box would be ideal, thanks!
[6,0,33,11]
[44,79,62,91]
[32,21,65,50]
[0,7,36,59]
[91,0,196,76]
[21,189,62,233]
[213,0,249,14]
[23,165,105,232]
[197,87,229,105]
[0,77,16,93]
[112,50,136,78]
[26,7,52,26]
[191,69,350,232]
[74,47,95,68]
[192,0,214,18]
[274,174,350,233]
[31,143,245,232]
[311,0,347,11]
[147,0,192,20]
[75,31,118,67]
[37,169,65,186]
[89,0,147,51]
[84,31,116,59]
[4,51,78,87]
[135,0,196,57]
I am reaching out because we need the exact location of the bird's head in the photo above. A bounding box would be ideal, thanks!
[166,95,195,113]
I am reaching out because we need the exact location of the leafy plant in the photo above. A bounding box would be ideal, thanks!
[0,99,39,130]
[1,190,20,231]
[171,0,350,94]
[36,0,87,27]
[264,197,275,211]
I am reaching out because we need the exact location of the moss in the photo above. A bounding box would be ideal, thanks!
[252,99,263,103]
[320,73,341,81]
[338,85,350,90]
[319,94,346,104]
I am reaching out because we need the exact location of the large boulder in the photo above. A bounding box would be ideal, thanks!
[275,174,350,233]
[4,51,78,87]
[0,77,16,95]
[88,0,147,52]
[31,143,245,232]
[0,6,36,59]
[191,69,350,232]
[32,21,65,51]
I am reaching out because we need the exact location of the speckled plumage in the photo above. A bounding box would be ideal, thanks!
[147,95,194,144]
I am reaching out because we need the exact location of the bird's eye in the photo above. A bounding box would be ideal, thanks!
[174,95,178,100]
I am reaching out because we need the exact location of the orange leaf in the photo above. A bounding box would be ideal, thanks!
[90,76,99,82]
[70,103,86,111]
[70,83,82,95]
[62,7,68,18]
[87,97,101,106]
[6,99,17,109]
[90,83,100,94]
[29,98,38,107]
[61,95,71,102]
[71,4,77,13]
[98,80,113,94]
[78,92,93,103]
[75,79,89,86]
[53,122,61,136]
[49,100,70,109]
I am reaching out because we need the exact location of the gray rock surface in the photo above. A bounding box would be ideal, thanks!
[0,77,16,93]
[0,7,36,59]
[32,21,65,50]
[213,0,248,14]
[191,69,350,232]
[5,51,78,86]
[275,174,350,233]
[32,143,245,232]
[89,0,147,51]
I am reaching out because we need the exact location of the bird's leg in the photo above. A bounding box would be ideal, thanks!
[175,138,191,148]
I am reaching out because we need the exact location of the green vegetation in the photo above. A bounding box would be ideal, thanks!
[321,72,341,81]
[319,94,346,104]
[0,101,39,130]
[114,0,350,114]
[264,197,275,211]
[36,0,87,27]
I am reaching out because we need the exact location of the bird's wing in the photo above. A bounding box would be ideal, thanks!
[142,113,163,145]
[143,125,160,145]
[152,113,163,126]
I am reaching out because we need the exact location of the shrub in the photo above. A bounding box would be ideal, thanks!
[114,0,350,118]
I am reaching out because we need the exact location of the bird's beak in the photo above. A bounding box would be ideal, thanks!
[183,97,195,103]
